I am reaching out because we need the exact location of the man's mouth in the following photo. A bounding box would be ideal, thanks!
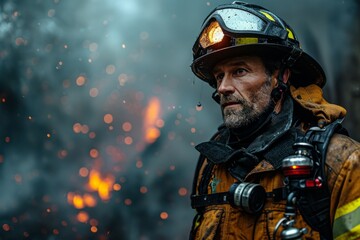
[221,102,239,108]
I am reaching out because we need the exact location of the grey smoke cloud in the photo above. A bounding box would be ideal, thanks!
[0,0,359,239]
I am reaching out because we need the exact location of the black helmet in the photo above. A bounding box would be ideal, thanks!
[191,1,326,88]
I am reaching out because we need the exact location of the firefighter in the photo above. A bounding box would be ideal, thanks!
[189,2,360,240]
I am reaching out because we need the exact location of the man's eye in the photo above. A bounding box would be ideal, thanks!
[234,68,246,75]
[215,73,224,82]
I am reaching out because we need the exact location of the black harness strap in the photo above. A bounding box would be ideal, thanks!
[191,192,230,208]
[191,187,288,209]
[190,125,228,200]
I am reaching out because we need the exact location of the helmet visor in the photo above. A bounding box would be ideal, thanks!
[215,8,266,32]
[197,7,288,51]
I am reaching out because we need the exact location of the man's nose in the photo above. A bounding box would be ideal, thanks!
[217,75,235,95]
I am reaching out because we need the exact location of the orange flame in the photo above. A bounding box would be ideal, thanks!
[144,97,162,143]
[87,169,114,201]
[67,170,116,210]
[67,192,97,209]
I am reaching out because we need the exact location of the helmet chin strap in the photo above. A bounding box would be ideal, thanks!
[271,45,303,103]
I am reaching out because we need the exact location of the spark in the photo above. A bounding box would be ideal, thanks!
[89,88,99,97]
[140,186,148,194]
[76,75,86,86]
[122,122,132,132]
[89,149,99,159]
[103,114,113,124]
[113,183,121,191]
[178,187,188,196]
[118,73,129,86]
[105,64,116,75]
[77,211,89,223]
[136,160,143,168]
[2,224,10,231]
[124,199,132,206]
[160,212,168,220]
[79,167,89,177]
[124,136,133,145]
[15,37,27,46]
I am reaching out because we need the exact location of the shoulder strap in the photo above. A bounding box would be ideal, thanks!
[190,125,228,202]
[296,119,348,240]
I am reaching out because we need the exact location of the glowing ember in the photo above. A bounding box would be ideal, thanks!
[178,187,188,196]
[2,224,10,231]
[103,114,113,124]
[79,167,89,177]
[113,183,121,191]
[122,122,132,132]
[77,211,89,223]
[72,194,85,209]
[90,226,98,233]
[76,75,86,86]
[88,170,101,190]
[89,88,99,97]
[89,149,99,158]
[160,212,168,220]
[83,193,97,207]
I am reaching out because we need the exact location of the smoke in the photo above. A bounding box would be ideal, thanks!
[0,0,358,240]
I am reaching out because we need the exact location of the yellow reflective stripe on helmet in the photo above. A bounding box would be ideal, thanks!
[333,197,360,239]
[286,28,295,40]
[259,10,275,22]
[235,37,258,45]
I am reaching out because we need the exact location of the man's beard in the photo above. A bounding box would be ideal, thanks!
[220,80,273,129]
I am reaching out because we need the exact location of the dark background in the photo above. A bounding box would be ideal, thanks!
[0,0,359,239]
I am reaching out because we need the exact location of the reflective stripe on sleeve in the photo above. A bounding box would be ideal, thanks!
[333,197,360,239]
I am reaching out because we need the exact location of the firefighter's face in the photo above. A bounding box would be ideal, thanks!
[213,56,277,129]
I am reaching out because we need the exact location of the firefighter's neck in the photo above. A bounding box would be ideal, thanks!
[227,94,289,146]
[227,103,274,145]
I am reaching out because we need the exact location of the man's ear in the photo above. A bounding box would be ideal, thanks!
[281,68,291,84]
[271,68,291,103]
[273,68,291,87]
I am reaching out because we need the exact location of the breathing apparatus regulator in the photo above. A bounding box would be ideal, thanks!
[228,182,266,214]
[273,139,323,240]
[226,137,323,239]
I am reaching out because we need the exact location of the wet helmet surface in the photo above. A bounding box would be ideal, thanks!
[191,1,326,88]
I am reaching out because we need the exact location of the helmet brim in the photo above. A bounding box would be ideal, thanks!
[191,43,326,88]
